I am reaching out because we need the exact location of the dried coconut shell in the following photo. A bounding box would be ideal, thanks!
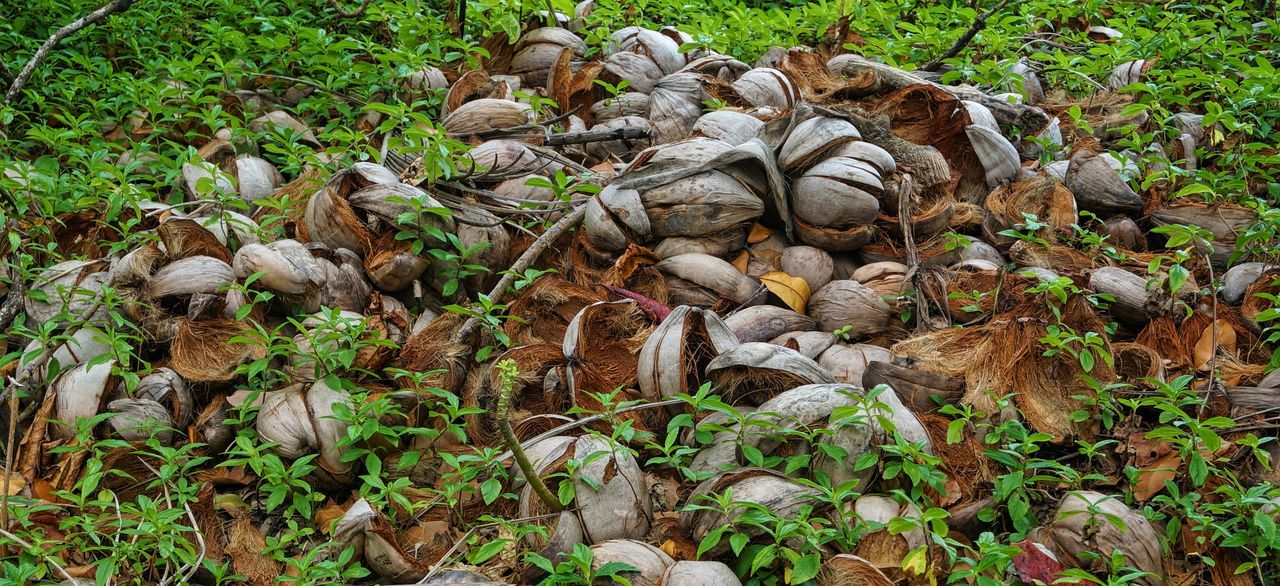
[817,343,891,385]
[637,305,739,402]
[705,342,835,404]
[862,360,964,414]
[768,330,837,358]
[781,246,835,292]
[1033,491,1164,585]
[680,468,820,556]
[589,540,674,586]
[807,280,894,336]
[724,305,816,342]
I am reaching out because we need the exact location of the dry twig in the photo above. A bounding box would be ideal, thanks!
[4,0,136,105]
[920,0,1019,72]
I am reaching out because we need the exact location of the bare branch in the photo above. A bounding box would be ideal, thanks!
[327,0,375,18]
[4,0,136,105]
[920,0,1018,72]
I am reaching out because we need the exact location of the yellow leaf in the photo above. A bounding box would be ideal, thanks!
[902,544,928,576]
[747,222,773,244]
[760,271,812,313]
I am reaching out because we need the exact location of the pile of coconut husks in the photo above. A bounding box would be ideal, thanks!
[7,13,1280,586]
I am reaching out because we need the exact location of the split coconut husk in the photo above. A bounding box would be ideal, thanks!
[637,305,738,402]
[1032,491,1165,586]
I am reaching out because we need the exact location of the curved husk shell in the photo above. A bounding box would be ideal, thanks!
[26,260,110,326]
[780,246,835,292]
[107,398,174,444]
[862,360,965,414]
[637,305,739,402]
[590,92,650,124]
[145,256,235,299]
[732,68,798,110]
[778,116,862,171]
[724,305,816,343]
[681,469,820,556]
[819,554,895,586]
[817,343,891,385]
[51,359,117,439]
[965,124,1021,187]
[657,253,761,306]
[705,342,835,404]
[233,239,327,295]
[589,540,674,586]
[1064,150,1142,217]
[660,561,741,586]
[441,98,534,135]
[807,280,894,336]
[1033,491,1164,585]
[608,26,685,75]
[693,110,764,146]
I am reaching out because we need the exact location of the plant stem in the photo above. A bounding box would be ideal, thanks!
[495,359,562,513]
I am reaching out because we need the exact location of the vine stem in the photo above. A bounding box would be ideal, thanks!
[495,359,563,513]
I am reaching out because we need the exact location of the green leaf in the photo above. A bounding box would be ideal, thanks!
[790,553,821,584]
[1168,264,1189,294]
[1189,452,1208,487]
[729,532,749,555]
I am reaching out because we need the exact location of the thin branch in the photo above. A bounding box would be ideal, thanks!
[920,0,1018,72]
[327,0,375,17]
[449,203,588,345]
[4,0,135,105]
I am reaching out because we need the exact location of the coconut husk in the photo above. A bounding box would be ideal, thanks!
[638,305,738,403]
[1135,316,1191,371]
[870,84,987,202]
[1033,492,1165,586]
[893,298,1110,440]
[158,218,233,263]
[819,554,896,586]
[504,276,605,346]
[395,312,472,393]
[169,319,266,382]
[1112,342,1165,383]
[680,468,821,556]
[862,360,965,414]
[777,49,879,103]
[563,301,652,419]
[228,514,280,586]
[877,191,955,241]
[600,243,670,307]
[983,176,1077,249]
[919,413,993,504]
[705,342,835,405]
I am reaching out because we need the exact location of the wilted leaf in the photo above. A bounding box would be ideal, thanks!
[1193,319,1235,370]
[1011,539,1064,584]
[1133,452,1182,501]
[760,271,812,313]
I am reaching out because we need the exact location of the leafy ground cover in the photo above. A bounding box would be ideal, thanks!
[0,0,1279,584]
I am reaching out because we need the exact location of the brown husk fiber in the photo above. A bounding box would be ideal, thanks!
[170,318,267,382]
[893,297,1112,440]
[395,312,472,392]
[919,413,993,504]
[504,276,604,346]
[1112,342,1164,383]
[983,176,1077,248]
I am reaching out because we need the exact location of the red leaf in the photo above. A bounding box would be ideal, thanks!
[1011,540,1064,585]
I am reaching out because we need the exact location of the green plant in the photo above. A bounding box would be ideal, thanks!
[525,543,638,585]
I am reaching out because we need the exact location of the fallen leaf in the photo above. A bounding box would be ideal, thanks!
[1011,539,1064,584]
[1134,452,1182,501]
[747,222,772,244]
[730,249,749,274]
[1,473,26,495]
[1194,319,1236,370]
[760,271,812,313]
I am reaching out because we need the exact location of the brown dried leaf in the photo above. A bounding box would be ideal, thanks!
[1133,452,1181,501]
[1194,319,1236,371]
